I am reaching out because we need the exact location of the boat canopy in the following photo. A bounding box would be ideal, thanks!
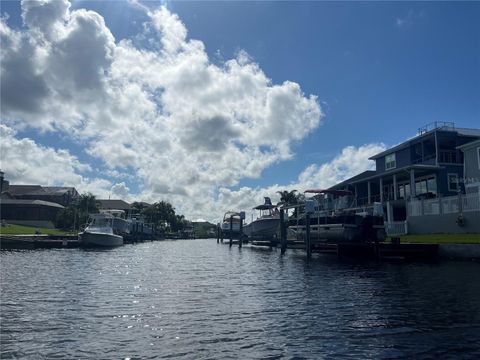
[304,189,353,196]
[253,196,276,210]
[253,204,276,210]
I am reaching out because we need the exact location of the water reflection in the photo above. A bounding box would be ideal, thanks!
[1,240,480,358]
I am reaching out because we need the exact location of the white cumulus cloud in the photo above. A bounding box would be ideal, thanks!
[0,1,386,223]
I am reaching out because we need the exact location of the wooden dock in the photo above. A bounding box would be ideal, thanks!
[0,235,79,249]
[244,239,438,261]
[219,207,439,261]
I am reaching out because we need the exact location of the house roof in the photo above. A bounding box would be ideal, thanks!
[457,139,480,151]
[329,170,376,189]
[369,127,480,160]
[5,185,77,196]
[42,187,78,195]
[136,201,152,207]
[330,165,442,188]
[0,199,65,208]
[97,199,132,210]
[5,185,43,195]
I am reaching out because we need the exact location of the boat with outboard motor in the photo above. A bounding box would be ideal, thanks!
[288,189,386,243]
[78,213,123,247]
[243,197,280,239]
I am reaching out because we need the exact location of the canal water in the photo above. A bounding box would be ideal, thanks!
[1,239,480,359]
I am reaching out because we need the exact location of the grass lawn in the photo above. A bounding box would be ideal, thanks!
[0,223,74,236]
[391,233,480,244]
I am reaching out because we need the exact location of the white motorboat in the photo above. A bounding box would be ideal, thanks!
[220,211,242,235]
[243,197,280,239]
[78,213,123,247]
[100,209,131,236]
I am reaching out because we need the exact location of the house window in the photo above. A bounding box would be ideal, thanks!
[385,153,396,170]
[448,173,459,192]
[414,176,437,196]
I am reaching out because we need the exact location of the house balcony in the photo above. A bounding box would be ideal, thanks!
[438,150,462,164]
[411,153,436,165]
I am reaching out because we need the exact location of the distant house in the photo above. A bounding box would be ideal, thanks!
[0,199,64,228]
[4,185,79,206]
[97,199,133,216]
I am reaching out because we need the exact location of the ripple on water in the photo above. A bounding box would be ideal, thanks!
[1,240,480,359]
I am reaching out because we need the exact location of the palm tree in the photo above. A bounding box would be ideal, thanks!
[276,190,299,206]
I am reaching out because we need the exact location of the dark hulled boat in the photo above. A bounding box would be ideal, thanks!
[288,189,386,243]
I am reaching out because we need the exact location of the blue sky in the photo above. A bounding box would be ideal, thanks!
[1,1,479,220]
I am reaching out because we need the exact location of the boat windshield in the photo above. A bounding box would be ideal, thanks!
[100,209,126,219]
[87,214,114,233]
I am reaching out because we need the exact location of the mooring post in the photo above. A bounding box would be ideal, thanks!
[305,213,311,259]
[229,216,233,247]
[280,208,287,255]
[216,223,220,243]
[239,218,243,248]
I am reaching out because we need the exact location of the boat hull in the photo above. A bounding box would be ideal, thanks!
[289,214,385,243]
[243,217,280,239]
[78,231,123,247]
[221,222,241,233]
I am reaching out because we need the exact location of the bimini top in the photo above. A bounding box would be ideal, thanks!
[253,204,276,210]
[253,197,276,210]
[305,189,353,196]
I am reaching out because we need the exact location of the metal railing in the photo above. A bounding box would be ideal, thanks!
[356,194,381,206]
[407,192,480,216]
[418,121,455,135]
[385,221,408,236]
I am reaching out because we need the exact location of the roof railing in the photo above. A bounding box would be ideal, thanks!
[418,121,455,135]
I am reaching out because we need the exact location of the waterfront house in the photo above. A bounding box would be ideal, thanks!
[0,179,78,228]
[0,199,64,228]
[330,122,480,234]
[97,199,133,217]
[3,185,79,207]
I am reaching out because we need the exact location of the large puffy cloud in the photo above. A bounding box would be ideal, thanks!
[1,1,339,222]
[21,0,70,39]
[0,125,113,197]
[189,143,387,222]
[297,143,387,189]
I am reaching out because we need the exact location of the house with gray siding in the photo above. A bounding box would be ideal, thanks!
[458,139,480,195]
[3,185,79,206]
[329,122,480,234]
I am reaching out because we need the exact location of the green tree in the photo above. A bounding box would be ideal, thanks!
[77,193,100,214]
[276,190,299,206]
[55,205,76,230]
[55,192,100,230]
[143,201,176,229]
[131,201,148,215]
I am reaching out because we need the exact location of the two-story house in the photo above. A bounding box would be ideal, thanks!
[330,122,480,222]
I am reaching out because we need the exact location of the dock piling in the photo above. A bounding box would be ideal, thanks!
[280,208,286,255]
[229,216,233,247]
[305,214,311,259]
[239,218,243,248]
